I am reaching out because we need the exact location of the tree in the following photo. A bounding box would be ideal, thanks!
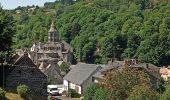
[160,85,170,100]
[82,42,96,63]
[83,83,99,100]
[17,84,31,98]
[127,83,157,100]
[93,88,109,100]
[0,87,6,100]
[11,0,170,66]
[0,7,15,61]
[157,78,165,94]
[123,33,141,58]
[60,62,70,73]
[101,66,153,100]
[101,37,113,58]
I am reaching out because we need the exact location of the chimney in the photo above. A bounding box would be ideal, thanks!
[124,59,129,66]
[23,49,28,56]
[135,59,138,64]
[146,63,149,69]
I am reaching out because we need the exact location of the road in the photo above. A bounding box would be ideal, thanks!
[54,96,80,100]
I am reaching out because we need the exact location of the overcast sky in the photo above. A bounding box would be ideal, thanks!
[0,0,56,9]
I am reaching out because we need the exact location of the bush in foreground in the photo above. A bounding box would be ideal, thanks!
[68,89,80,98]
[93,88,109,100]
[0,87,6,99]
[17,84,30,98]
[83,83,99,100]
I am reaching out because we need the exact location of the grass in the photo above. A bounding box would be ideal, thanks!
[5,92,24,100]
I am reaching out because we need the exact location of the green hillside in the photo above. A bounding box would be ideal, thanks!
[11,0,170,66]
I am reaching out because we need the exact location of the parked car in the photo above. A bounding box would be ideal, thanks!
[47,85,59,96]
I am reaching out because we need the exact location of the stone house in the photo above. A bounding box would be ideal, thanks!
[63,63,101,94]
[5,54,47,98]
[93,59,160,89]
[39,61,63,84]
[160,66,170,81]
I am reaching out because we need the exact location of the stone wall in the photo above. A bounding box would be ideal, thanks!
[5,65,47,98]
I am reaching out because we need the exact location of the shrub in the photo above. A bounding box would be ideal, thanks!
[17,84,30,98]
[160,85,170,100]
[93,88,109,100]
[83,83,99,100]
[60,62,70,73]
[127,84,157,100]
[68,89,80,98]
[0,87,6,99]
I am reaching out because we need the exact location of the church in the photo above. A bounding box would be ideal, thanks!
[28,21,73,66]
[27,21,73,83]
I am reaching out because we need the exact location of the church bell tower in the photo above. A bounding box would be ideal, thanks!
[48,21,59,42]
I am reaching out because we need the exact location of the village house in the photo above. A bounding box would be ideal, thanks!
[39,61,63,84]
[63,59,160,94]
[93,59,160,89]
[2,53,47,98]
[63,63,101,94]
[160,66,170,81]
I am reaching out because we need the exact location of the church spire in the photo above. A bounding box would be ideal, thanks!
[49,21,56,32]
[48,21,59,42]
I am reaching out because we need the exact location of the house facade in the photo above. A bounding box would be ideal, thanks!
[160,67,170,81]
[5,53,47,98]
[63,63,101,94]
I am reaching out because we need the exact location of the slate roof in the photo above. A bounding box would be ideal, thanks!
[63,63,101,85]
[93,65,111,79]
[131,63,161,79]
[93,61,124,79]
[14,54,36,67]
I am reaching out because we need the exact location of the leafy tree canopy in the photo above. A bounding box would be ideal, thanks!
[10,0,170,65]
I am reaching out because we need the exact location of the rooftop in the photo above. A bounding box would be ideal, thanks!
[63,63,101,85]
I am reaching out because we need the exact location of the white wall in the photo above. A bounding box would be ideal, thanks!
[69,83,81,94]
[63,80,82,94]
[63,80,69,91]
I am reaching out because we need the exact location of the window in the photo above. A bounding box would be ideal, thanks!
[31,70,34,74]
[75,86,79,93]
[18,70,21,75]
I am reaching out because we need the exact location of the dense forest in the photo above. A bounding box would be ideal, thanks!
[9,0,170,66]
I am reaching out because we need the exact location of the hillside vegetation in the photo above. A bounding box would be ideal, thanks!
[11,0,170,66]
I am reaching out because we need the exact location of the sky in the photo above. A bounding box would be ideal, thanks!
[0,0,56,10]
